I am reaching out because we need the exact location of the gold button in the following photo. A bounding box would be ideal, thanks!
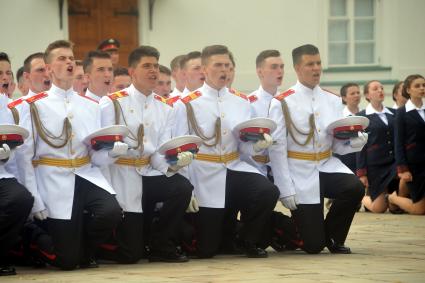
[223,130,227,135]
[221,113,225,118]
[318,129,321,133]
[315,112,319,116]
[71,133,75,138]
[68,113,73,119]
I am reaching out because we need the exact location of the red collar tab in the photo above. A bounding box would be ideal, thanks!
[275,89,295,101]
[181,91,202,104]
[108,91,128,100]
[26,92,48,104]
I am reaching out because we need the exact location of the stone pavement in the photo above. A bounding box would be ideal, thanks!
[3,208,425,283]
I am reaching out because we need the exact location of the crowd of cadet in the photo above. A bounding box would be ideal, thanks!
[0,38,424,276]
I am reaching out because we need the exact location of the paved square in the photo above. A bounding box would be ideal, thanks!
[4,209,425,283]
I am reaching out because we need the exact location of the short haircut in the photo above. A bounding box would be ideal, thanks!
[16,66,24,82]
[114,67,129,77]
[159,65,171,76]
[392,81,403,101]
[83,50,111,73]
[128,45,159,68]
[23,52,44,73]
[44,40,74,64]
[340,83,359,105]
[75,59,83,67]
[292,44,319,66]
[201,45,230,66]
[402,74,425,99]
[229,52,235,67]
[256,50,280,68]
[0,52,11,63]
[180,51,201,69]
[170,54,185,71]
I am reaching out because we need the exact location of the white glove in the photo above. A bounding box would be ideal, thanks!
[169,151,194,171]
[186,196,199,213]
[0,144,11,160]
[253,133,273,152]
[33,209,49,221]
[350,132,368,148]
[280,195,298,210]
[108,141,129,157]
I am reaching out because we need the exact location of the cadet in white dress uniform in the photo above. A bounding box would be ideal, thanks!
[268,45,366,254]
[233,50,289,252]
[98,46,193,263]
[245,49,285,178]
[174,45,279,258]
[0,52,34,276]
[169,55,186,98]
[80,50,114,104]
[22,52,52,99]
[17,41,122,270]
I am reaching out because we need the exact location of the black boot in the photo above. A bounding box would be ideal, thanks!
[326,239,351,254]
[244,243,268,258]
[0,265,16,276]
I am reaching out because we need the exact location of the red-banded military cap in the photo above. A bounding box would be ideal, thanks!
[97,38,120,51]
[327,116,369,140]
[0,124,29,148]
[234,117,277,136]
[83,125,129,150]
[158,135,203,156]
[234,117,277,142]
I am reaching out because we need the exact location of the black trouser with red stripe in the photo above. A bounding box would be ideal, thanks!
[96,212,144,264]
[291,172,364,254]
[142,173,193,253]
[0,178,33,266]
[31,176,121,270]
[196,169,280,258]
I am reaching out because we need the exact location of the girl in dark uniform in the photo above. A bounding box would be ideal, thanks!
[356,80,397,213]
[388,74,425,215]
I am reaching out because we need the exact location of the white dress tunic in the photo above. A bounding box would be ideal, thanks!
[268,81,361,204]
[99,84,175,213]
[18,84,115,219]
[174,83,261,208]
[242,85,277,177]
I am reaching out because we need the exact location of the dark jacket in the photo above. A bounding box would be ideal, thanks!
[356,108,396,176]
[394,106,425,173]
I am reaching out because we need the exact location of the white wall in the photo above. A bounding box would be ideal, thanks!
[0,0,68,76]
[392,0,425,78]
[140,0,325,93]
[1,0,424,102]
